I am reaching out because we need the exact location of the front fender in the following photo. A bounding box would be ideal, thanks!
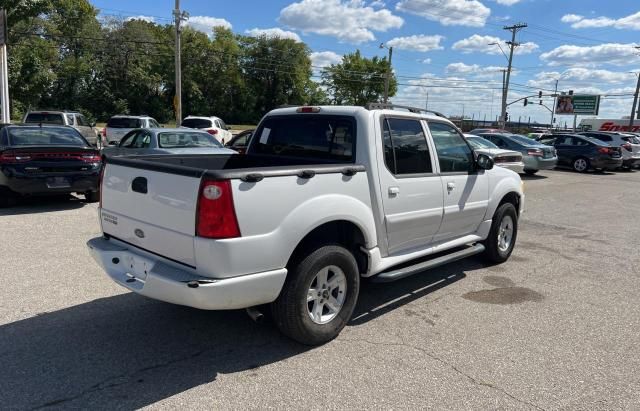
[485,169,523,219]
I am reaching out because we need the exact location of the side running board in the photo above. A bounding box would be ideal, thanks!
[372,243,485,283]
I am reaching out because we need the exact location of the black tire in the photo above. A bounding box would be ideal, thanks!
[482,202,518,264]
[0,188,18,208]
[572,157,590,173]
[271,245,360,345]
[523,169,538,175]
[84,190,99,203]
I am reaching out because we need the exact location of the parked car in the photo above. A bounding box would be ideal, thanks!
[101,128,236,158]
[103,115,161,146]
[478,133,557,175]
[0,125,101,207]
[538,133,622,172]
[578,131,640,170]
[181,116,233,145]
[468,128,509,135]
[225,129,254,154]
[464,134,524,174]
[23,110,98,147]
[88,104,524,345]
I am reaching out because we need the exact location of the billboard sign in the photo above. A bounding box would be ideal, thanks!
[555,94,600,115]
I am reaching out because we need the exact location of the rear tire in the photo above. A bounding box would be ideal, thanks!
[482,203,518,264]
[523,169,538,175]
[572,157,589,173]
[271,245,360,345]
[84,190,99,203]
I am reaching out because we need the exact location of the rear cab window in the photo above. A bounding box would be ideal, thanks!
[107,118,143,128]
[24,113,65,125]
[250,115,356,162]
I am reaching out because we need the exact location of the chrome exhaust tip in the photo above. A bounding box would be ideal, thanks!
[246,307,264,324]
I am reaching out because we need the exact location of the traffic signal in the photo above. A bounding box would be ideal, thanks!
[523,98,528,106]
[568,90,573,96]
[505,112,509,121]
[539,100,542,105]
[538,91,542,98]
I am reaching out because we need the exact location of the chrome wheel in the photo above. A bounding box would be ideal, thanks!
[574,158,588,172]
[497,215,514,252]
[307,265,347,324]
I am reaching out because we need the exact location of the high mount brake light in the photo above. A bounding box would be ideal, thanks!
[296,107,321,113]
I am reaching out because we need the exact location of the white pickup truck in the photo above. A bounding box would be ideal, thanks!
[88,104,524,345]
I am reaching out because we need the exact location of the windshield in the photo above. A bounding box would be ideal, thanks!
[466,136,498,149]
[107,118,142,128]
[158,131,222,148]
[251,115,355,162]
[24,113,65,125]
[7,127,87,146]
[506,134,542,146]
[181,118,212,129]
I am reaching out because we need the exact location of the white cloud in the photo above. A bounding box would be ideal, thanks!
[540,43,640,66]
[370,0,386,7]
[445,62,507,77]
[527,69,636,89]
[387,34,444,52]
[561,11,640,30]
[245,28,301,42]
[452,34,539,55]
[279,0,403,44]
[125,15,156,23]
[494,0,520,5]
[185,16,232,35]
[310,51,343,68]
[422,58,432,64]
[396,0,491,27]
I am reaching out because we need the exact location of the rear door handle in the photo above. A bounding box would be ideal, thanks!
[447,182,455,191]
[388,186,400,196]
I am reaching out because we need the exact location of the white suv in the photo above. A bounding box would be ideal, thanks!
[104,115,161,146]
[181,116,233,144]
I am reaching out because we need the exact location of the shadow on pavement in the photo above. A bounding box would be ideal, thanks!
[0,259,481,409]
[520,173,548,180]
[0,194,88,216]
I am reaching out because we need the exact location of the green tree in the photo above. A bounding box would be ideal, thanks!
[322,50,395,106]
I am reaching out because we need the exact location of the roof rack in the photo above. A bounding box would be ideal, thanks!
[366,103,446,118]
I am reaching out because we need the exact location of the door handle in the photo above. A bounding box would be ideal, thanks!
[446,182,455,191]
[388,186,400,196]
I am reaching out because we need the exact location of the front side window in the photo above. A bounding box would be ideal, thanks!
[132,132,151,149]
[120,131,141,148]
[429,122,474,173]
[383,118,432,175]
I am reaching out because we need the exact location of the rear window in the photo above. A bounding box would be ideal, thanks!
[7,127,87,146]
[24,113,65,125]
[181,118,212,129]
[251,115,355,162]
[107,118,142,128]
[158,131,222,148]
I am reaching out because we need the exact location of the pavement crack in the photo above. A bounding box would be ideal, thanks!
[339,337,545,411]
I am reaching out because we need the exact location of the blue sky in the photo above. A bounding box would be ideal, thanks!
[91,0,640,125]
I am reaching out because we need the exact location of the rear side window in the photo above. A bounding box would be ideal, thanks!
[589,134,612,142]
[107,118,142,128]
[25,113,65,125]
[182,118,212,129]
[251,115,355,162]
[383,118,432,175]
[429,122,474,173]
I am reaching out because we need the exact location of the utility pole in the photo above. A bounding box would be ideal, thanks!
[550,79,558,129]
[630,72,640,129]
[425,92,428,110]
[173,1,188,125]
[500,23,527,129]
[380,44,393,103]
[0,9,9,123]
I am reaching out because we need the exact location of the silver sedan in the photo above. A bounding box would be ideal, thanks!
[464,134,525,174]
[101,128,236,157]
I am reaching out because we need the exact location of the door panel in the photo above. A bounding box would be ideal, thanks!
[377,117,444,255]
[428,122,489,241]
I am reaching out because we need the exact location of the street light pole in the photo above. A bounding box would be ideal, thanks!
[173,0,188,126]
[550,79,558,129]
[630,72,640,129]
[380,44,393,104]
[0,9,9,123]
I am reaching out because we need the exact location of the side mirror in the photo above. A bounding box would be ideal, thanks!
[476,153,494,170]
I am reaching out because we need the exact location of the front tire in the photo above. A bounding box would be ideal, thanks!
[271,245,360,345]
[482,203,518,264]
[573,157,589,173]
[523,169,538,175]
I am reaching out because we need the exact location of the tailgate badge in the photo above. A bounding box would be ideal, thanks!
[134,229,145,239]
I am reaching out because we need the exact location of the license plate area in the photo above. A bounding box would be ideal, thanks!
[46,176,71,188]
[123,254,153,281]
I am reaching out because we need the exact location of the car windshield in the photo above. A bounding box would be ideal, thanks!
[181,118,212,129]
[506,134,541,146]
[7,127,87,146]
[158,131,222,148]
[107,118,142,128]
[466,136,499,149]
[24,113,65,125]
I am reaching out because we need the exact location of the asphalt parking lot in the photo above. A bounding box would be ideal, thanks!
[1,169,639,410]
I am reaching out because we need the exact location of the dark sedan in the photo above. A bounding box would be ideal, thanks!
[478,133,557,175]
[0,125,101,207]
[538,133,622,172]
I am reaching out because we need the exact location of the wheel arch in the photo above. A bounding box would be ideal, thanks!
[497,191,521,216]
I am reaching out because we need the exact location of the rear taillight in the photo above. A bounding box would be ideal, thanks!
[622,143,632,152]
[0,153,31,163]
[207,129,219,135]
[598,147,613,154]
[527,149,543,157]
[102,128,107,137]
[81,153,101,163]
[196,179,240,239]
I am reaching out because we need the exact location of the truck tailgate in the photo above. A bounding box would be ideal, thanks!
[100,163,201,266]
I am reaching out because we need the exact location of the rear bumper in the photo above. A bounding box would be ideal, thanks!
[87,236,288,310]
[523,156,557,171]
[0,170,99,195]
[622,158,640,168]
[591,156,623,170]
[497,162,525,174]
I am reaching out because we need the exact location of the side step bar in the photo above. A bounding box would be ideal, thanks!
[372,243,485,283]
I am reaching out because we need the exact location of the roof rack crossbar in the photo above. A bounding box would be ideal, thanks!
[366,102,446,118]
